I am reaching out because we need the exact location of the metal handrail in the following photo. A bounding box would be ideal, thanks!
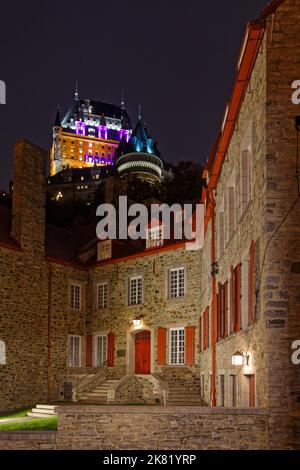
[77,360,107,385]
[75,360,107,400]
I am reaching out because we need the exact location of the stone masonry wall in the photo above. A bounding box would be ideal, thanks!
[264,0,300,450]
[55,406,269,450]
[199,30,269,409]
[0,141,49,413]
[0,431,56,450]
[88,246,201,385]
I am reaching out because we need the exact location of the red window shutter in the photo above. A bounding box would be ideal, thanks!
[185,326,195,365]
[230,266,235,334]
[236,263,242,331]
[86,335,93,367]
[198,317,202,352]
[157,327,167,365]
[107,332,115,367]
[206,306,210,348]
[224,280,228,337]
[203,313,206,350]
[248,240,255,325]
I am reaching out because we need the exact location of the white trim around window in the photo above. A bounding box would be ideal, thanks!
[69,335,81,367]
[97,282,108,309]
[70,283,82,311]
[146,225,164,248]
[94,334,108,366]
[168,267,186,299]
[169,327,185,365]
[128,275,143,306]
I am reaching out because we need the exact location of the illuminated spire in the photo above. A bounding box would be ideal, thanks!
[54,105,61,127]
[138,104,142,121]
[74,80,79,101]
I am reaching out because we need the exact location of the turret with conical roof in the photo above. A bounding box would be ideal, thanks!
[115,109,164,184]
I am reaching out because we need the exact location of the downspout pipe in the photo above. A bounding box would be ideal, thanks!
[210,190,217,407]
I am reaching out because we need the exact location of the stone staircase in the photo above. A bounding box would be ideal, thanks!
[167,383,203,406]
[27,404,58,418]
[79,380,118,404]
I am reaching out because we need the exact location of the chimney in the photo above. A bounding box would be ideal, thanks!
[11,139,48,255]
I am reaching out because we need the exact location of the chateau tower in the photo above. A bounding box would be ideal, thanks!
[50,86,132,176]
[115,111,165,184]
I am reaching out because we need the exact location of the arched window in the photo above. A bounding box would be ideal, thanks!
[0,341,6,365]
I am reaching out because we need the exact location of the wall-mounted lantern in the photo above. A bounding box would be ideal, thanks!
[232,351,249,366]
[133,318,141,328]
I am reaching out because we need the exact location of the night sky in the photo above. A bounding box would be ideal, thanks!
[0,0,269,190]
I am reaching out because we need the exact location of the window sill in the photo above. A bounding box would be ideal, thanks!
[166,296,187,302]
[161,364,190,368]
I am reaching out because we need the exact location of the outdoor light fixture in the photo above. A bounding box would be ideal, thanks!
[133,318,141,327]
[232,351,247,366]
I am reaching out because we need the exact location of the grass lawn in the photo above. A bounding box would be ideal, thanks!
[0,409,31,420]
[0,416,57,431]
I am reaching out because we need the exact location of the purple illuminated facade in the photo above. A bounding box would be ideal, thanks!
[50,89,132,176]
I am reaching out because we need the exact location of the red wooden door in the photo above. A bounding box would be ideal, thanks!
[135,331,151,374]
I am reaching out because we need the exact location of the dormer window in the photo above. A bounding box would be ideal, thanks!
[97,240,112,261]
[146,225,163,248]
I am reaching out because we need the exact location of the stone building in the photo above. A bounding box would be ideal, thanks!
[0,0,300,450]
[198,0,300,448]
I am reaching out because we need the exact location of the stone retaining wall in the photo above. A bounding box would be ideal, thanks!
[55,405,269,450]
[0,431,56,450]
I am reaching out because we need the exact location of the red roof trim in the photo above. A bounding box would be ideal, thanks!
[96,241,187,267]
[260,0,285,19]
[206,21,265,192]
[0,241,22,252]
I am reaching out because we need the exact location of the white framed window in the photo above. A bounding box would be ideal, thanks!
[97,282,108,309]
[219,374,225,407]
[241,257,249,329]
[169,327,185,365]
[241,148,252,213]
[70,283,81,310]
[230,374,237,407]
[227,186,235,239]
[169,267,185,298]
[146,225,163,248]
[94,334,107,366]
[128,275,143,305]
[0,340,6,365]
[69,335,81,367]
[218,211,224,258]
[201,374,205,399]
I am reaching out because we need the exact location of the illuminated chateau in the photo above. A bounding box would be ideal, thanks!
[50,86,132,176]
[1,0,300,451]
[49,89,169,201]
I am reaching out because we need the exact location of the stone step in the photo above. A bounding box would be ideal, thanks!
[168,394,201,399]
[36,404,57,411]
[79,398,107,404]
[27,412,55,418]
[167,402,203,406]
[86,391,108,396]
[168,398,202,403]
[30,407,57,415]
